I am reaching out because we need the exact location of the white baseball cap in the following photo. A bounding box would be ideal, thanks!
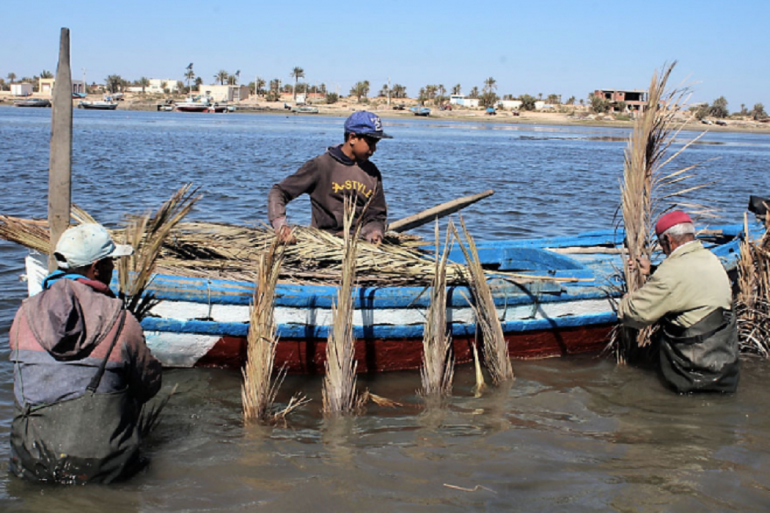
[54,224,133,269]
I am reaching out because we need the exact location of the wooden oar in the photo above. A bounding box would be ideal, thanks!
[387,190,494,233]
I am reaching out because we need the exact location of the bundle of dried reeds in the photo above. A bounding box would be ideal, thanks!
[736,212,770,356]
[453,217,514,386]
[242,235,309,423]
[419,220,456,398]
[610,61,714,363]
[322,197,366,414]
[117,184,201,320]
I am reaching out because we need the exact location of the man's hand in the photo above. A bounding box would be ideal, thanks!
[628,256,651,276]
[276,225,297,245]
[365,230,383,245]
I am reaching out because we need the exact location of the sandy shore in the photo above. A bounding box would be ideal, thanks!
[3,91,769,134]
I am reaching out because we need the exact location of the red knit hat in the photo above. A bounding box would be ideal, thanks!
[655,210,692,237]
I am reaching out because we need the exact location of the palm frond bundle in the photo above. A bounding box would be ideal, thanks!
[736,212,770,356]
[242,235,309,423]
[419,220,455,399]
[453,216,514,386]
[322,197,366,414]
[117,184,201,319]
[610,62,715,363]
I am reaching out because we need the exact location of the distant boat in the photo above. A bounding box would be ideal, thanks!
[72,92,87,99]
[14,99,51,108]
[410,106,431,116]
[175,95,212,112]
[291,106,319,114]
[175,95,229,113]
[78,100,118,110]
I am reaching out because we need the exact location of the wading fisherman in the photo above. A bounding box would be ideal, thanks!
[8,224,162,484]
[267,110,391,244]
[619,211,740,393]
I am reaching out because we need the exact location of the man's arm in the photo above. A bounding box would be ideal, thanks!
[360,176,387,243]
[267,159,319,229]
[617,271,676,329]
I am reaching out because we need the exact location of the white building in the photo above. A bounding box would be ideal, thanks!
[148,79,179,93]
[11,83,33,96]
[498,100,522,110]
[198,84,249,102]
[38,78,86,96]
[449,94,480,108]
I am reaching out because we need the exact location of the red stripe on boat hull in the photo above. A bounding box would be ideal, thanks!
[193,324,614,373]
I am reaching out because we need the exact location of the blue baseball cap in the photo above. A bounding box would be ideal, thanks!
[344,111,393,139]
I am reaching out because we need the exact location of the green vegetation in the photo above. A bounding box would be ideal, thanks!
[589,94,611,114]
[325,92,339,104]
[518,94,537,111]
[349,80,370,101]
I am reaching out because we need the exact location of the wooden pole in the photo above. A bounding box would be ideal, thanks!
[48,28,72,272]
[387,190,494,233]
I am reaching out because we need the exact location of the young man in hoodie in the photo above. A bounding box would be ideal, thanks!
[8,223,162,484]
[267,110,392,244]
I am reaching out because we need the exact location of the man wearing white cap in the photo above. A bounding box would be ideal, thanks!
[8,223,162,484]
[619,211,739,393]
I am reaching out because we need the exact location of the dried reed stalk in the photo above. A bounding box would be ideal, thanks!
[419,220,455,398]
[736,211,770,356]
[610,61,715,363]
[322,197,366,414]
[1,216,585,288]
[242,235,309,423]
[453,216,514,386]
[117,184,201,320]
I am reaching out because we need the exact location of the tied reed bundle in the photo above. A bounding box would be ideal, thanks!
[736,211,770,356]
[242,235,309,423]
[610,61,715,363]
[322,197,366,414]
[419,220,455,399]
[453,216,514,386]
[118,184,201,320]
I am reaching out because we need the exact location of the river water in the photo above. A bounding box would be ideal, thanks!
[1,107,769,512]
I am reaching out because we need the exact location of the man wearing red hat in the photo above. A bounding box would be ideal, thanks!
[618,210,739,393]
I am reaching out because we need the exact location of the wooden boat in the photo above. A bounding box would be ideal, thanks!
[78,100,118,110]
[175,96,212,112]
[22,223,752,373]
[291,106,319,114]
[14,99,51,108]
[410,106,431,116]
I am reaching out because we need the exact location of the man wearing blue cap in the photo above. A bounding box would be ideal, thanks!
[268,110,392,244]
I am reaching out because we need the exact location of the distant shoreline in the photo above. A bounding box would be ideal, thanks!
[3,93,770,135]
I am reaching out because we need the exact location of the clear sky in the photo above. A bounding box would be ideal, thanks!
[2,0,767,110]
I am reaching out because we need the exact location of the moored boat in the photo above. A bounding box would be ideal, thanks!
[291,106,319,114]
[22,222,753,373]
[14,99,51,108]
[78,100,119,110]
[410,106,431,116]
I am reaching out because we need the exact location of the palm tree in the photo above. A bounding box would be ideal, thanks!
[290,67,304,101]
[483,77,497,94]
[379,83,390,98]
[349,80,370,102]
[7,72,16,84]
[138,76,149,94]
[254,77,265,95]
[226,74,237,86]
[40,70,53,79]
[469,86,479,99]
[215,70,229,85]
[270,78,281,92]
[105,75,123,94]
[452,84,461,95]
[235,70,241,85]
[184,63,195,92]
[391,84,407,99]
